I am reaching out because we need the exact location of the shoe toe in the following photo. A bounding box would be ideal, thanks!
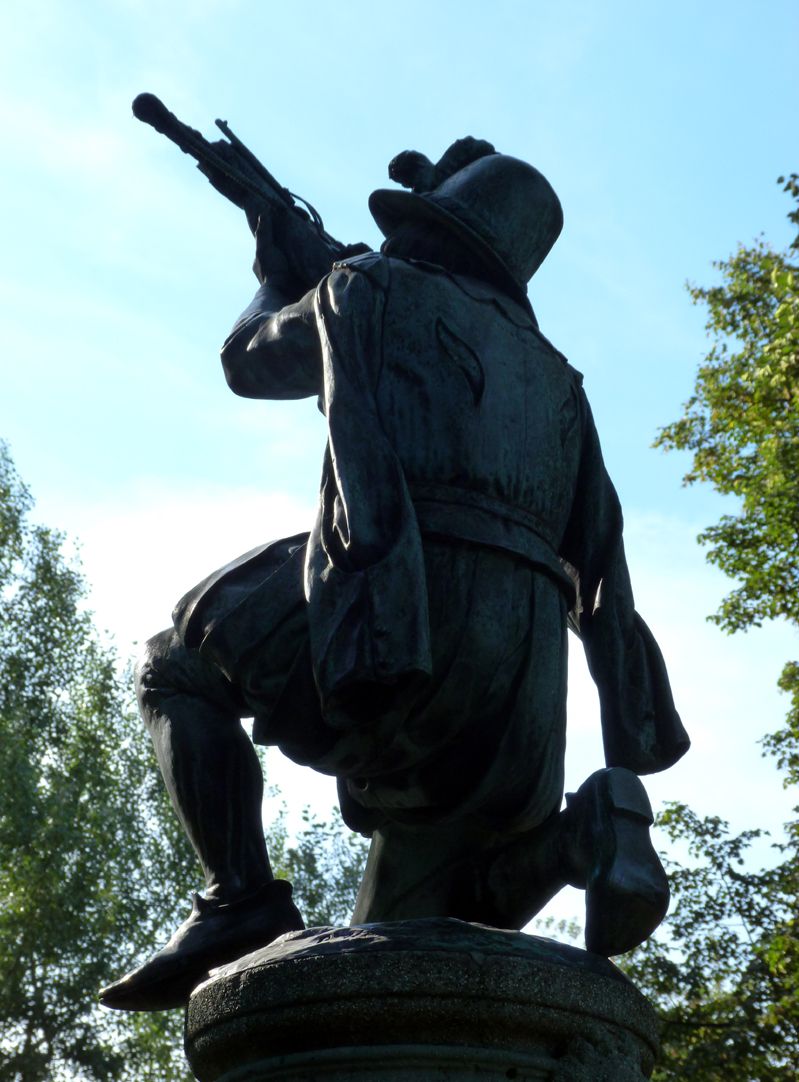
[100,880,305,1012]
[99,951,203,1012]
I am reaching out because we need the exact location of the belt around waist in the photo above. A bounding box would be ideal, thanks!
[408,483,574,602]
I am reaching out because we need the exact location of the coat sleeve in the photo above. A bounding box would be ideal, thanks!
[220,283,323,400]
[560,386,690,775]
[304,258,433,727]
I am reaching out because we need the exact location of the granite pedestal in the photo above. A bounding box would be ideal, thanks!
[185,919,658,1081]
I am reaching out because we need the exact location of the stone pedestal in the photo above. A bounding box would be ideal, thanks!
[185,919,658,1081]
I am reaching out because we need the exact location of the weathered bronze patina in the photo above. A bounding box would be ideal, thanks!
[101,112,688,1014]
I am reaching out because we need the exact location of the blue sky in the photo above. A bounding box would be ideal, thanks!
[2,1,798,918]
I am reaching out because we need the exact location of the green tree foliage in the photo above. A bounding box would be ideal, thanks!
[0,441,198,1080]
[630,177,799,1079]
[654,175,799,637]
[622,804,798,1080]
[268,805,368,927]
[0,441,368,1079]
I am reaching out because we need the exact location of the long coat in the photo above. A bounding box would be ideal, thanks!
[175,252,688,827]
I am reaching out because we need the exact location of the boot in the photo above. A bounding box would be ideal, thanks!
[561,767,669,956]
[100,879,304,1011]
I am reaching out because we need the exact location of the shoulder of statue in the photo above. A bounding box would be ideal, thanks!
[316,252,392,321]
[564,361,584,386]
[526,326,582,377]
[330,250,391,292]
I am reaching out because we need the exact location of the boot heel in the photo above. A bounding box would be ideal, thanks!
[604,767,653,821]
[565,767,669,957]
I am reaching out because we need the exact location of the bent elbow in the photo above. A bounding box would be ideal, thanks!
[220,333,261,398]
[220,343,247,396]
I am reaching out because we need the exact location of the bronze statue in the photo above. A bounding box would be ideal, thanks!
[101,103,689,1012]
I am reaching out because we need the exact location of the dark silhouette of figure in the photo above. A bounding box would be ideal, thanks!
[101,139,688,1012]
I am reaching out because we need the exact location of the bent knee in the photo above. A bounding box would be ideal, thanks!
[135,628,185,706]
[135,626,246,719]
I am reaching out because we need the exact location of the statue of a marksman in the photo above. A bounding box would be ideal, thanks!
[101,124,689,1012]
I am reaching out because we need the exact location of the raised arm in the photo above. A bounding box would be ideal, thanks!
[221,280,322,400]
[220,209,341,400]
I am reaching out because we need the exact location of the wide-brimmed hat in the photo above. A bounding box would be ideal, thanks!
[369,143,563,305]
